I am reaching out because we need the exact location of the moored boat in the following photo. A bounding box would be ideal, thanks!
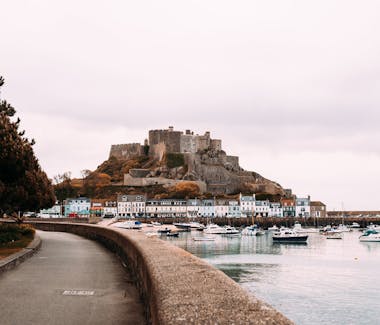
[204,223,227,234]
[272,228,308,243]
[115,221,142,229]
[359,229,380,242]
[223,225,240,235]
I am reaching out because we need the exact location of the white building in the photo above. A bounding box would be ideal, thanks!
[214,200,229,217]
[254,200,270,217]
[296,197,311,218]
[146,199,187,218]
[187,199,201,218]
[269,203,283,217]
[228,200,241,217]
[199,199,215,218]
[239,194,256,216]
[117,195,146,218]
[39,201,62,217]
[103,201,117,217]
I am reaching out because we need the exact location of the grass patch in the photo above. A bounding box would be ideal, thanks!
[0,224,35,259]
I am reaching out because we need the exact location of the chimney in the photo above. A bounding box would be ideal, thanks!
[168,126,174,132]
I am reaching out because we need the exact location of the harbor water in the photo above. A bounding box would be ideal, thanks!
[162,229,380,325]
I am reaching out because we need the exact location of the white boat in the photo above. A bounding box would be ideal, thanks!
[268,225,279,232]
[189,222,205,229]
[367,224,380,232]
[151,222,162,226]
[360,230,380,242]
[115,221,142,229]
[293,222,318,234]
[192,236,215,241]
[272,228,308,243]
[204,223,227,234]
[173,222,191,229]
[242,225,257,236]
[223,225,240,235]
[349,222,360,228]
[256,230,266,236]
[336,224,351,232]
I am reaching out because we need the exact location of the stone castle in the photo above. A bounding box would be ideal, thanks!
[109,126,223,160]
[109,127,284,196]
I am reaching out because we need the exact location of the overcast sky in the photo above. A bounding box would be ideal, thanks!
[2,0,380,210]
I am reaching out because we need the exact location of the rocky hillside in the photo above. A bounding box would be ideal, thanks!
[94,148,286,199]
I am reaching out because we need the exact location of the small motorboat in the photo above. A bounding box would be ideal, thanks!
[204,224,227,234]
[223,225,240,235]
[293,222,318,233]
[157,227,171,234]
[242,225,257,236]
[166,232,179,237]
[359,229,380,242]
[256,230,266,236]
[173,222,191,230]
[349,222,360,228]
[115,221,142,230]
[272,228,308,243]
[268,225,279,232]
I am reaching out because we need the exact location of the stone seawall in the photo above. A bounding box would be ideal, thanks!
[29,221,293,325]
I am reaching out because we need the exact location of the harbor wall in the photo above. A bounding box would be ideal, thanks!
[28,221,292,325]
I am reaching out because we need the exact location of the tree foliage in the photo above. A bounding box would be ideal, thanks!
[0,77,55,215]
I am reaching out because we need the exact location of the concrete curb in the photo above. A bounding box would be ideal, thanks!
[0,234,41,274]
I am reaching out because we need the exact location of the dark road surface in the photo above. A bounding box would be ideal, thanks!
[0,231,145,325]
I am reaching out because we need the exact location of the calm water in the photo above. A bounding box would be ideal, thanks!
[162,230,380,325]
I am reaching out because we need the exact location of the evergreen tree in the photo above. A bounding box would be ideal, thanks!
[0,76,55,216]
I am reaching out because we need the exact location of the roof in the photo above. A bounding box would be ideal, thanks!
[310,201,326,207]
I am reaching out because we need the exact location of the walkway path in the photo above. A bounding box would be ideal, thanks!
[0,231,145,325]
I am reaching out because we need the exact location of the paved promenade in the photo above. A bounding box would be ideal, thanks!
[0,231,145,325]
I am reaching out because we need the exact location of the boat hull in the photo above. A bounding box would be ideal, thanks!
[273,236,308,243]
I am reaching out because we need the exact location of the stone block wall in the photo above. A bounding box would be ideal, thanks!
[109,143,143,160]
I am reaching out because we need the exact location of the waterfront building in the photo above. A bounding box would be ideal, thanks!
[296,196,311,218]
[187,199,202,218]
[269,203,283,217]
[199,199,215,217]
[90,201,103,217]
[281,198,296,217]
[254,200,270,217]
[152,199,187,218]
[117,194,146,218]
[39,201,62,217]
[214,200,229,217]
[310,201,326,218]
[239,194,256,217]
[228,200,241,217]
[64,197,91,217]
[103,201,117,217]
[145,199,159,217]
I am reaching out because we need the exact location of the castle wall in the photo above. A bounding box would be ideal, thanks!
[180,134,197,153]
[149,142,166,160]
[195,134,211,152]
[210,139,222,151]
[129,169,151,178]
[109,143,143,160]
[149,129,182,153]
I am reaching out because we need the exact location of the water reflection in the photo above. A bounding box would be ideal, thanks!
[162,230,380,325]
